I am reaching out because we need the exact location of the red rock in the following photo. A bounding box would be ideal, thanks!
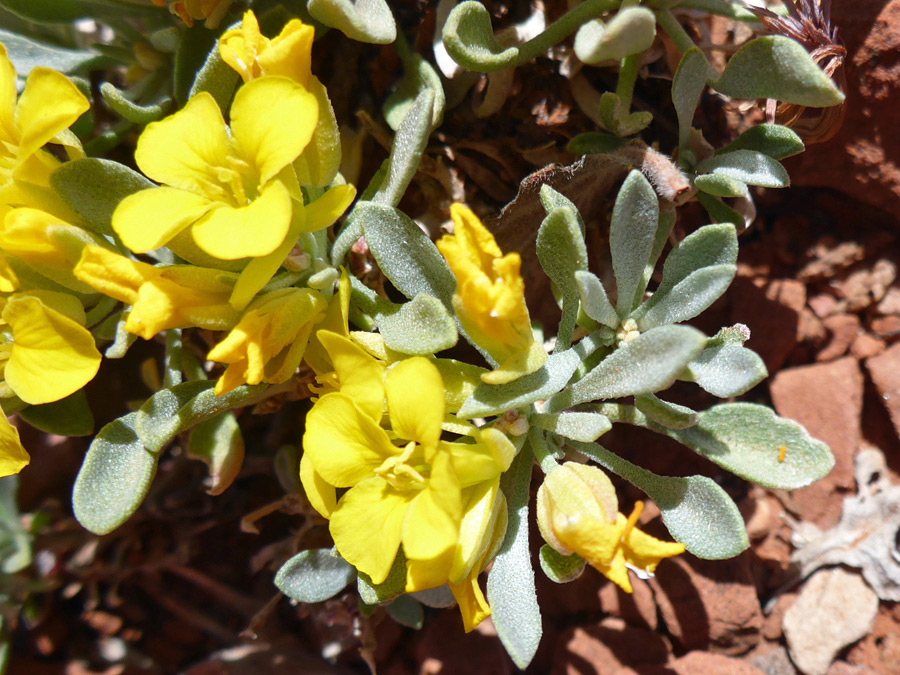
[670,651,765,675]
[785,0,900,217]
[845,605,900,675]
[414,611,512,675]
[730,277,806,373]
[748,646,796,675]
[649,553,763,655]
[809,293,839,319]
[865,343,900,438]
[598,577,657,631]
[851,334,886,360]
[870,315,900,341]
[827,663,881,675]
[817,314,861,361]
[551,618,671,675]
[876,287,900,315]
[798,308,827,344]
[769,357,863,526]
[762,593,797,642]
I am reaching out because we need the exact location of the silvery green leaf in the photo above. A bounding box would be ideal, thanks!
[275,549,356,603]
[359,202,456,308]
[411,585,456,608]
[377,294,458,355]
[308,0,397,44]
[668,403,834,490]
[575,271,619,329]
[610,171,659,316]
[539,185,584,235]
[573,441,749,559]
[555,325,706,409]
[672,47,714,149]
[532,412,612,442]
[51,158,154,237]
[596,91,653,136]
[683,344,767,397]
[567,131,626,155]
[383,44,445,132]
[694,173,749,198]
[718,124,804,160]
[574,8,656,64]
[373,89,434,208]
[696,191,743,228]
[187,32,239,114]
[358,549,407,604]
[457,348,581,419]
[634,394,699,430]
[536,206,588,350]
[696,150,789,188]
[0,28,107,74]
[330,207,364,266]
[73,413,157,535]
[174,24,217,105]
[713,36,845,107]
[632,223,737,331]
[100,82,171,124]
[386,595,424,629]
[441,1,519,72]
[539,545,585,583]
[20,391,93,437]
[0,0,86,22]
[487,448,541,669]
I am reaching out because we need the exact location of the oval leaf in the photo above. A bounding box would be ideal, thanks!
[19,390,93,437]
[275,549,356,603]
[377,294,458,355]
[536,206,588,349]
[574,8,656,64]
[72,413,157,535]
[684,344,767,398]
[308,0,397,44]
[373,88,435,208]
[187,412,244,496]
[539,545,585,584]
[718,124,804,160]
[672,47,714,149]
[668,403,835,490]
[696,149,789,188]
[610,170,659,316]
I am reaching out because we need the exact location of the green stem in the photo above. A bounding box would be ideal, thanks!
[529,427,559,475]
[654,9,696,55]
[671,0,761,22]
[615,54,641,112]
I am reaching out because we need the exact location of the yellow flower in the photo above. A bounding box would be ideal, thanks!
[111,76,318,262]
[0,290,101,405]
[73,245,240,340]
[219,10,346,189]
[0,207,111,294]
[207,287,327,396]
[436,204,546,385]
[152,0,233,28]
[536,462,685,593]
[0,43,89,216]
[0,406,27,478]
[302,357,515,596]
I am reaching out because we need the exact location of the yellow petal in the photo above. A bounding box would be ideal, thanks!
[299,449,336,518]
[449,575,491,633]
[480,340,547,385]
[303,270,351,376]
[230,76,318,185]
[449,478,504,582]
[15,68,89,161]
[401,452,461,561]
[441,430,514,489]
[256,19,314,86]
[0,44,16,144]
[2,294,100,405]
[73,245,152,304]
[113,187,214,254]
[330,476,409,584]
[0,251,19,293]
[300,183,356,233]
[0,408,28,478]
[190,179,291,260]
[317,331,385,421]
[303,392,396,487]
[385,357,444,448]
[134,92,230,192]
[218,10,265,82]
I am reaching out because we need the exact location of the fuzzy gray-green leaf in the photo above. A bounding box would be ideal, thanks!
[610,171,659,316]
[575,271,619,329]
[532,412,612,442]
[100,82,171,124]
[573,7,656,64]
[377,294,458,355]
[20,391,93,437]
[714,35,844,107]
[0,28,107,74]
[684,345,767,397]
[694,173,749,199]
[374,89,434,208]
[556,325,706,409]
[668,403,835,490]
[50,158,154,237]
[307,0,397,44]
[457,348,581,419]
[634,394,699,430]
[383,48,445,131]
[487,448,541,668]
[442,1,518,72]
[360,202,456,307]
[536,206,588,349]
[696,150,789,188]
[672,47,714,149]
[73,413,156,535]
[275,549,356,603]
[539,545,585,583]
[718,124,804,160]
[632,223,737,331]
